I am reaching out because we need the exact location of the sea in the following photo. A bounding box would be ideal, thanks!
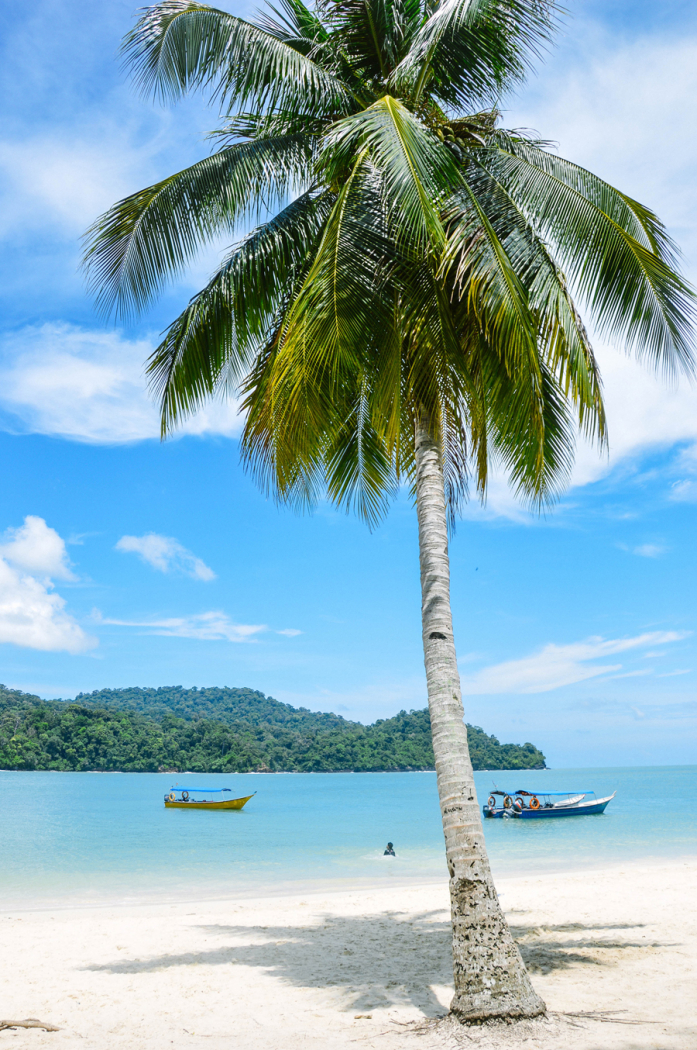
[2,766,696,910]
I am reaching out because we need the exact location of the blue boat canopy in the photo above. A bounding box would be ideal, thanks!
[491,789,592,795]
[171,787,232,792]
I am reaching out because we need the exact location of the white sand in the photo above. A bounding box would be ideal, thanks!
[1,858,696,1050]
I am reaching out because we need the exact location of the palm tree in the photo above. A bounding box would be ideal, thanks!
[84,0,695,1021]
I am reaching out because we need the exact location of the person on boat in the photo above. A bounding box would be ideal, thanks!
[384,842,395,856]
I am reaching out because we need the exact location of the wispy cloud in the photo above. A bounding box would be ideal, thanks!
[0,133,148,238]
[0,324,242,444]
[632,544,666,558]
[670,479,697,502]
[669,446,697,503]
[618,542,667,558]
[116,533,216,582]
[460,631,690,695]
[276,628,302,637]
[100,611,266,643]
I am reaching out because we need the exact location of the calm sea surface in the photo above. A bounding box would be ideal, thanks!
[2,766,696,909]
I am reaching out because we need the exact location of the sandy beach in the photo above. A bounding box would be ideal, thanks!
[2,859,695,1050]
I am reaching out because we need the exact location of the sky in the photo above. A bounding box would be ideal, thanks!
[0,0,696,767]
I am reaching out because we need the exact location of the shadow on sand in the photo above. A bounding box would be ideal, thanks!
[508,921,664,974]
[83,911,663,1010]
[83,909,453,1016]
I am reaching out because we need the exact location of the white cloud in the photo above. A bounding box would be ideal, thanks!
[0,324,242,444]
[460,631,690,695]
[569,345,697,489]
[0,515,75,580]
[0,516,95,653]
[618,542,667,558]
[101,611,266,643]
[276,628,303,637]
[116,533,216,581]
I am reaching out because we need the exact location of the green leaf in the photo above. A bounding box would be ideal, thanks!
[442,179,539,379]
[83,136,314,318]
[476,147,697,375]
[148,189,334,432]
[392,0,558,108]
[123,1,352,115]
[321,96,460,252]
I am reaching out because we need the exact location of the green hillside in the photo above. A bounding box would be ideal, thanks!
[0,684,546,773]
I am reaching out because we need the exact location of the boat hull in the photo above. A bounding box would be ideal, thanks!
[165,794,255,810]
[484,794,614,819]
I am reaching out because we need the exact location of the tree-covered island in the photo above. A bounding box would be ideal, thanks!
[0,684,544,772]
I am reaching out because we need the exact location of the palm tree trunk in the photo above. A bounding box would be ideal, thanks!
[414,418,545,1022]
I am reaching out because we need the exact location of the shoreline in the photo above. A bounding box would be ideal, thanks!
[2,857,695,1049]
[3,849,697,915]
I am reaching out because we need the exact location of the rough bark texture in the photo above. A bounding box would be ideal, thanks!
[414,419,545,1022]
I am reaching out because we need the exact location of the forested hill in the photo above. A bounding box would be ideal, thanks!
[73,685,348,730]
[0,684,546,773]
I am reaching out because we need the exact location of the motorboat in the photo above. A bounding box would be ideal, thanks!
[483,788,615,819]
[164,786,256,810]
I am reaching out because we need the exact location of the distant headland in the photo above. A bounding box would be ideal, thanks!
[0,684,546,773]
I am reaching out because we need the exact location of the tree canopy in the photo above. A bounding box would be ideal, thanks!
[0,684,545,772]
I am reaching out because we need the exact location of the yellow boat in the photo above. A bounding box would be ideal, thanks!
[164,786,256,810]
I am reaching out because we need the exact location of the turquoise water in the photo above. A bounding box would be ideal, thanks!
[1,766,695,909]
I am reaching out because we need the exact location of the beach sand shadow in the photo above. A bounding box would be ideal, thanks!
[83,912,668,1009]
[508,922,664,974]
[83,910,453,1016]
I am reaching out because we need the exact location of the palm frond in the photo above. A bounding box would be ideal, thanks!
[391,0,558,108]
[83,136,313,318]
[475,146,697,375]
[147,189,334,432]
[488,353,576,505]
[322,0,421,83]
[323,373,400,527]
[321,96,460,252]
[269,157,394,435]
[446,159,607,445]
[123,0,352,115]
[442,181,539,379]
[255,0,328,54]
[490,133,680,262]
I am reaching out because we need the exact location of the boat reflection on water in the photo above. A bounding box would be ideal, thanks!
[483,787,615,819]
[164,787,256,810]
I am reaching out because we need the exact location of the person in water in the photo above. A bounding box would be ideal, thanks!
[384,842,395,856]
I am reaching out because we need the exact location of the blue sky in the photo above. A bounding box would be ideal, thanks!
[1,0,696,767]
